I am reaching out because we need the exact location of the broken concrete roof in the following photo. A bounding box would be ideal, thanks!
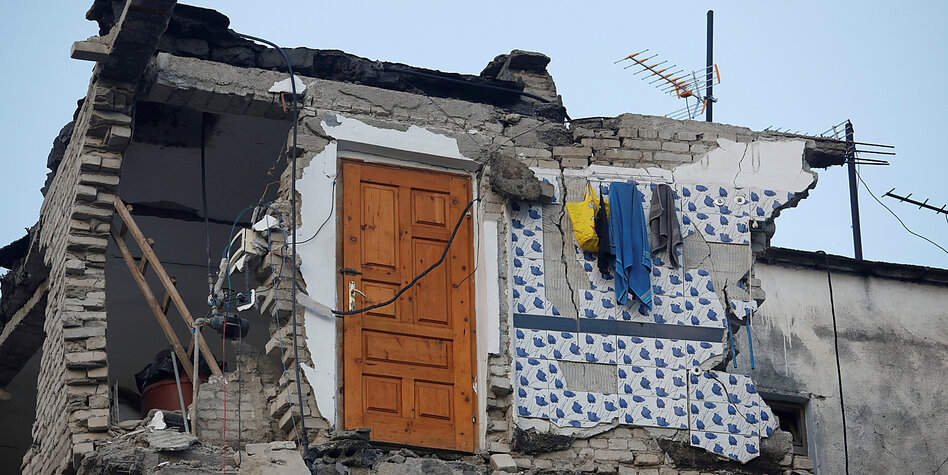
[125,3,569,120]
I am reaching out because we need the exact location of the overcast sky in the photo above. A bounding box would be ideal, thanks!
[1,1,946,269]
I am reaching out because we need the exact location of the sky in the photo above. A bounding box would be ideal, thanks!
[1,1,946,269]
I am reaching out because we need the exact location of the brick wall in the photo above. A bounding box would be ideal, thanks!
[21,79,134,474]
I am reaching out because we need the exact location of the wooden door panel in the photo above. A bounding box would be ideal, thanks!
[415,381,453,420]
[360,184,399,270]
[411,190,448,228]
[342,160,476,452]
[363,375,402,416]
[411,238,451,326]
[361,281,398,320]
[363,331,451,368]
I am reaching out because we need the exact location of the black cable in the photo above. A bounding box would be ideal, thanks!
[201,113,213,297]
[854,169,948,255]
[818,250,850,475]
[295,179,336,245]
[235,32,308,449]
[334,198,479,316]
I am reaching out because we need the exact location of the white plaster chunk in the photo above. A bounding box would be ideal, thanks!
[321,113,476,169]
[673,139,813,192]
[252,214,280,232]
[297,142,340,427]
[268,75,307,95]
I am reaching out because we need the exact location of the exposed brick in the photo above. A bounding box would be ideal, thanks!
[652,151,693,163]
[552,146,592,158]
[63,326,105,340]
[581,138,621,149]
[661,142,690,153]
[622,139,661,150]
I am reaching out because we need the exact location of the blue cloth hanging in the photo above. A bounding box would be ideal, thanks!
[609,182,652,308]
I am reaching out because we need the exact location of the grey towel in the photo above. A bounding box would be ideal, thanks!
[648,183,683,268]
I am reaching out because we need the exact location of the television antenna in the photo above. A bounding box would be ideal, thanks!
[616,11,720,121]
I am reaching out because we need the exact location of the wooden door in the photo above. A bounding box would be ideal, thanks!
[341,160,477,452]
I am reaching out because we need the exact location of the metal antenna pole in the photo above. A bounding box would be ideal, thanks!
[706,10,713,122]
[845,121,863,260]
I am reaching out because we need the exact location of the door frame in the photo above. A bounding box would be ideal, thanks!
[335,158,480,452]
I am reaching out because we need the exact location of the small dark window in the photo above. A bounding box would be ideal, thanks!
[765,400,808,455]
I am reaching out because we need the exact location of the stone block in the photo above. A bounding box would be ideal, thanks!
[87,367,108,379]
[638,129,658,139]
[489,441,511,453]
[553,146,592,158]
[63,325,106,341]
[86,336,106,350]
[623,139,661,150]
[793,456,814,471]
[608,438,628,450]
[596,449,635,462]
[489,375,512,396]
[489,453,518,472]
[604,149,643,161]
[87,416,109,431]
[590,438,608,449]
[246,442,271,456]
[269,440,297,450]
[581,138,621,149]
[65,351,107,368]
[652,151,692,163]
[676,131,698,141]
[562,157,589,168]
[105,126,132,147]
[634,453,662,466]
[661,142,690,153]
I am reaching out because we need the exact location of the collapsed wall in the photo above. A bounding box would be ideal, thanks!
[1,1,851,472]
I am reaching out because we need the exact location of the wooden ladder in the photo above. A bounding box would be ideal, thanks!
[109,196,222,382]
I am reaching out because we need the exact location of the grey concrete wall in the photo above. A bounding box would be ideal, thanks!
[732,261,948,474]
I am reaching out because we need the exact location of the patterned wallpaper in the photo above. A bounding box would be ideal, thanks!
[509,168,796,463]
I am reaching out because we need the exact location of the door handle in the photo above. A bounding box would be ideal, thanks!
[348,281,366,312]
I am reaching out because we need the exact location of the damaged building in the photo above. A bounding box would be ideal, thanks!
[1,1,947,474]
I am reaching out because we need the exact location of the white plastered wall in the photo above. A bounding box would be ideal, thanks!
[295,113,492,449]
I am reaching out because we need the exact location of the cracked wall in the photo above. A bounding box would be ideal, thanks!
[11,26,840,471]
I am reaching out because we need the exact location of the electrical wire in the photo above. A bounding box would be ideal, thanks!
[236,32,309,449]
[818,250,849,475]
[295,179,336,245]
[854,169,948,255]
[201,113,214,298]
[333,197,480,316]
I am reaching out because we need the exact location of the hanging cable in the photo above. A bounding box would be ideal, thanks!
[334,197,479,316]
[294,179,336,245]
[818,250,850,475]
[854,169,948,255]
[201,113,214,298]
[234,31,309,449]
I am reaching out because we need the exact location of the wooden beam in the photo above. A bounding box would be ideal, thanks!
[113,196,222,376]
[110,227,195,382]
[138,238,155,275]
[160,277,177,315]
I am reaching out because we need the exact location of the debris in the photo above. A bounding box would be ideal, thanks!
[147,411,167,430]
[144,430,198,452]
[488,453,517,472]
[269,75,307,95]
